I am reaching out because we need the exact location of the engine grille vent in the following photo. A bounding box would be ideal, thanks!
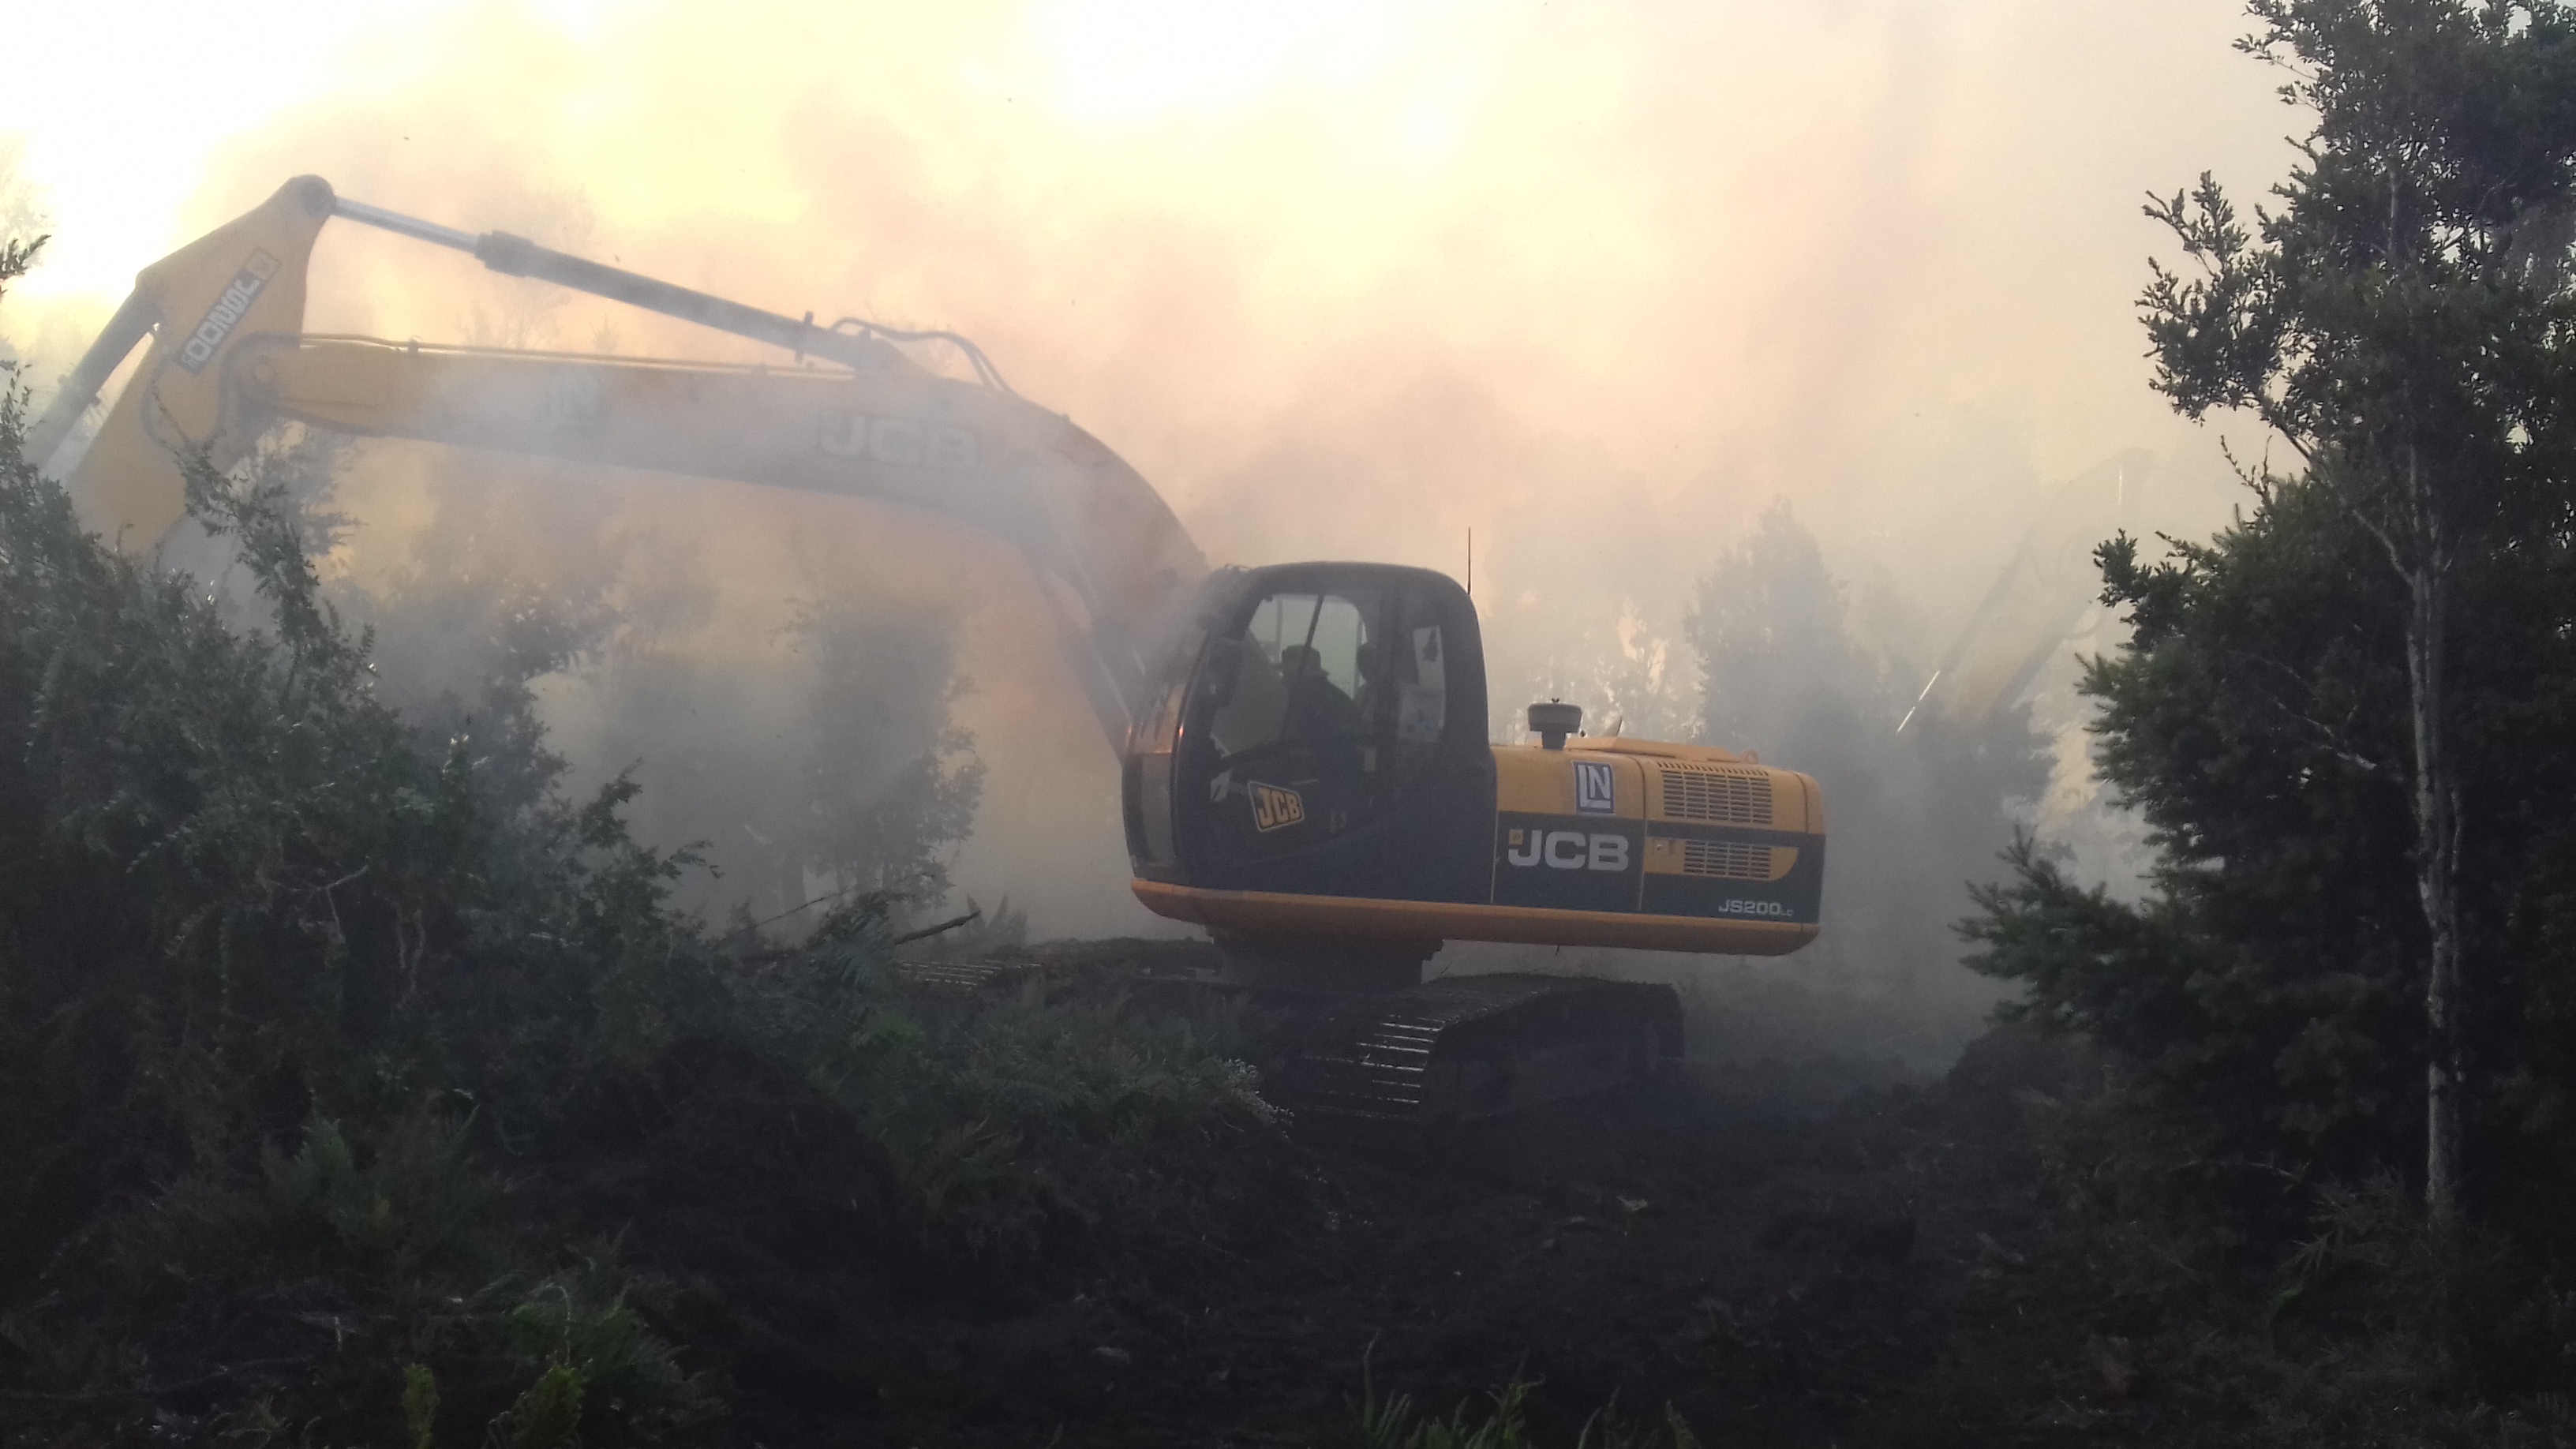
[1656,765,1775,825]
[1680,840,1780,880]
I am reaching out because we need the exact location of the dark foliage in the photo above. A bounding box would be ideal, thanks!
[0,406,717,1228]
[1962,0,2576,1426]
[0,238,1286,1443]
[1968,0,2576,1229]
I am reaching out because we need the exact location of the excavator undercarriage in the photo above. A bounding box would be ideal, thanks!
[894,936,1679,1127]
[1276,973,1680,1125]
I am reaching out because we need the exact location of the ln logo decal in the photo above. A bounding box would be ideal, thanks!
[177,251,282,373]
[1573,759,1615,814]
[1250,782,1305,832]
[1505,829,1629,871]
[819,414,978,470]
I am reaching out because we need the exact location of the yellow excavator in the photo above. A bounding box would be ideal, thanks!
[28,176,1827,1124]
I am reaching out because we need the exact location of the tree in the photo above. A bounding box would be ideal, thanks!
[1964,492,2432,1183]
[1690,501,1878,754]
[2136,0,2576,1225]
[214,425,987,929]
[786,584,984,907]
[1690,504,2047,1039]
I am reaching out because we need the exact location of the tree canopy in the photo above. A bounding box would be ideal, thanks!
[1967,0,2576,1236]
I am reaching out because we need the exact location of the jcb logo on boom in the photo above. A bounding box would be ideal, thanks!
[177,251,282,373]
[819,414,977,470]
[1504,829,1629,872]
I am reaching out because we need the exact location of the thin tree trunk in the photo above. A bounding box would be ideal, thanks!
[2402,444,2463,1230]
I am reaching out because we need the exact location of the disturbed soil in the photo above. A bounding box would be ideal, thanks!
[0,952,2185,1448]
[709,1006,2170,1448]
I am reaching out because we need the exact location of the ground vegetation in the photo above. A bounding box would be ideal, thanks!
[0,229,1290,1441]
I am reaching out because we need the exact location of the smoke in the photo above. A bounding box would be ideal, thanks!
[0,138,39,257]
[0,138,56,373]
[13,2,2284,960]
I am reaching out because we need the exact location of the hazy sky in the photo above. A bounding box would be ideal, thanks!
[2,0,2297,932]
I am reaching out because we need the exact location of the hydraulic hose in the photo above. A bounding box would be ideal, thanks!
[331,196,912,376]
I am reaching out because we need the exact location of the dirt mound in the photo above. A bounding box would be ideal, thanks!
[541,1036,919,1418]
[807,1039,2111,1449]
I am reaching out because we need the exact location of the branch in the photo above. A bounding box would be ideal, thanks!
[2237,650,2397,779]
[0,1356,313,1407]
[888,908,983,948]
[718,882,881,943]
[728,903,982,964]
[2342,494,2409,581]
[2260,410,2316,469]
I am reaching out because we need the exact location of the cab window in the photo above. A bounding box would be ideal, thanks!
[1392,622,1446,744]
[1209,592,1369,762]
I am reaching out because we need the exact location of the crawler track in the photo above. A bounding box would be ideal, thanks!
[1275,974,1683,1124]
[895,947,1683,1126]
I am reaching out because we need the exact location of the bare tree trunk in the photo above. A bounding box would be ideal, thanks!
[2402,444,2463,1230]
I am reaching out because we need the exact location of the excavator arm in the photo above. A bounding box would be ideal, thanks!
[1896,450,2155,736]
[25,176,1205,755]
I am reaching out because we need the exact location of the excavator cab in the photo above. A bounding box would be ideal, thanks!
[1124,552,1829,980]
[1125,564,1494,916]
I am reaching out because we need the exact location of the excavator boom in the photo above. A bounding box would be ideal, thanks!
[232,334,1199,749]
[26,177,1203,754]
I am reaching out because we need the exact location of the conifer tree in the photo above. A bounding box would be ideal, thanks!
[2137,0,2576,1226]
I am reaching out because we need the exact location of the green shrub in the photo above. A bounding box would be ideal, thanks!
[402,1362,440,1449]
[144,1114,503,1291]
[491,1363,585,1449]
[754,911,1286,1269]
[0,391,723,1245]
[476,1256,712,1444]
[0,239,1286,1439]
[1355,1372,1703,1449]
